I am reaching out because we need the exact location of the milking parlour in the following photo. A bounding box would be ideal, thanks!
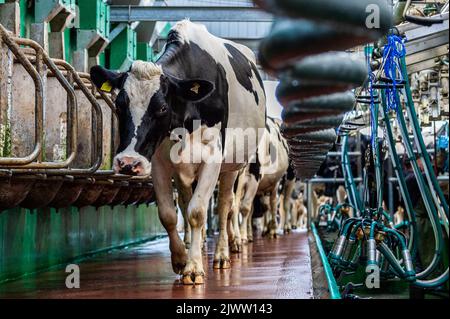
[0,0,448,310]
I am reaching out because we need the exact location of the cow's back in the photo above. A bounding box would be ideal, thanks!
[169,20,266,171]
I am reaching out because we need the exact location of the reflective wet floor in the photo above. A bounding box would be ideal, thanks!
[0,230,313,299]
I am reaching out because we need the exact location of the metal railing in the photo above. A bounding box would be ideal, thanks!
[0,23,154,210]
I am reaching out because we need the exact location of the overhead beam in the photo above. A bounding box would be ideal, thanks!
[109,23,128,42]
[110,6,273,23]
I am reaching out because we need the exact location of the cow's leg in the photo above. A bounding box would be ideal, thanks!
[214,171,239,269]
[229,170,246,253]
[247,206,254,242]
[267,185,279,238]
[182,162,221,285]
[283,180,295,233]
[175,176,192,249]
[300,208,307,229]
[278,193,286,233]
[261,195,270,235]
[202,224,207,251]
[229,195,242,253]
[227,205,236,251]
[311,190,319,220]
[152,158,187,274]
[239,176,258,244]
[291,200,298,230]
[285,198,293,233]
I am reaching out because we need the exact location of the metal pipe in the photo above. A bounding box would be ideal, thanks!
[0,24,43,165]
[326,151,361,157]
[311,222,341,299]
[306,181,312,230]
[381,91,418,251]
[389,89,444,279]
[400,57,449,220]
[389,176,449,182]
[306,177,363,184]
[5,40,78,169]
[342,135,363,212]
[78,72,119,160]
[11,59,104,175]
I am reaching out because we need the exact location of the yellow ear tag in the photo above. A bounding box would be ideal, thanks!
[190,82,200,94]
[100,81,113,92]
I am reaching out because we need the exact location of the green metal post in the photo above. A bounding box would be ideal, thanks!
[311,222,341,299]
[391,85,444,279]
[400,56,449,220]
[380,90,417,252]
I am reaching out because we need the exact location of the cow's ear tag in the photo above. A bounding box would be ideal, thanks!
[100,81,113,92]
[190,82,200,94]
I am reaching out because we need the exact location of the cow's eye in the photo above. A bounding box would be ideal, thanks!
[158,104,168,115]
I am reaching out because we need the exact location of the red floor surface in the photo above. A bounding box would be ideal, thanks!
[0,230,313,299]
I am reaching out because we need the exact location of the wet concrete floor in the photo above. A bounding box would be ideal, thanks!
[0,230,313,299]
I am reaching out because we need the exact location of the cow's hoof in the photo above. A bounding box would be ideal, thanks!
[230,240,242,253]
[248,237,253,243]
[182,273,204,285]
[292,225,297,230]
[172,260,187,274]
[194,274,204,284]
[171,252,187,274]
[230,244,241,253]
[267,231,277,239]
[182,275,194,285]
[213,258,231,269]
[170,239,188,274]
[184,242,191,250]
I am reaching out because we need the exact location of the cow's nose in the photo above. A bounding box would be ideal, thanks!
[115,156,144,176]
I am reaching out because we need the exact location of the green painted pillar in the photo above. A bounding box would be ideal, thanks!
[73,0,110,72]
[136,42,153,62]
[31,0,75,57]
[109,25,136,71]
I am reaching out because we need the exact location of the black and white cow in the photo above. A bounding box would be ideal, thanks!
[233,117,290,243]
[278,162,296,233]
[90,20,266,284]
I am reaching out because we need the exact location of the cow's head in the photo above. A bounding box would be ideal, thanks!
[90,61,214,176]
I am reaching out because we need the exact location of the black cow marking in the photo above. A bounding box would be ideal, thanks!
[233,176,239,193]
[160,41,229,153]
[115,90,134,153]
[249,152,261,181]
[224,43,263,106]
[134,87,171,159]
[286,161,295,181]
[252,194,264,218]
